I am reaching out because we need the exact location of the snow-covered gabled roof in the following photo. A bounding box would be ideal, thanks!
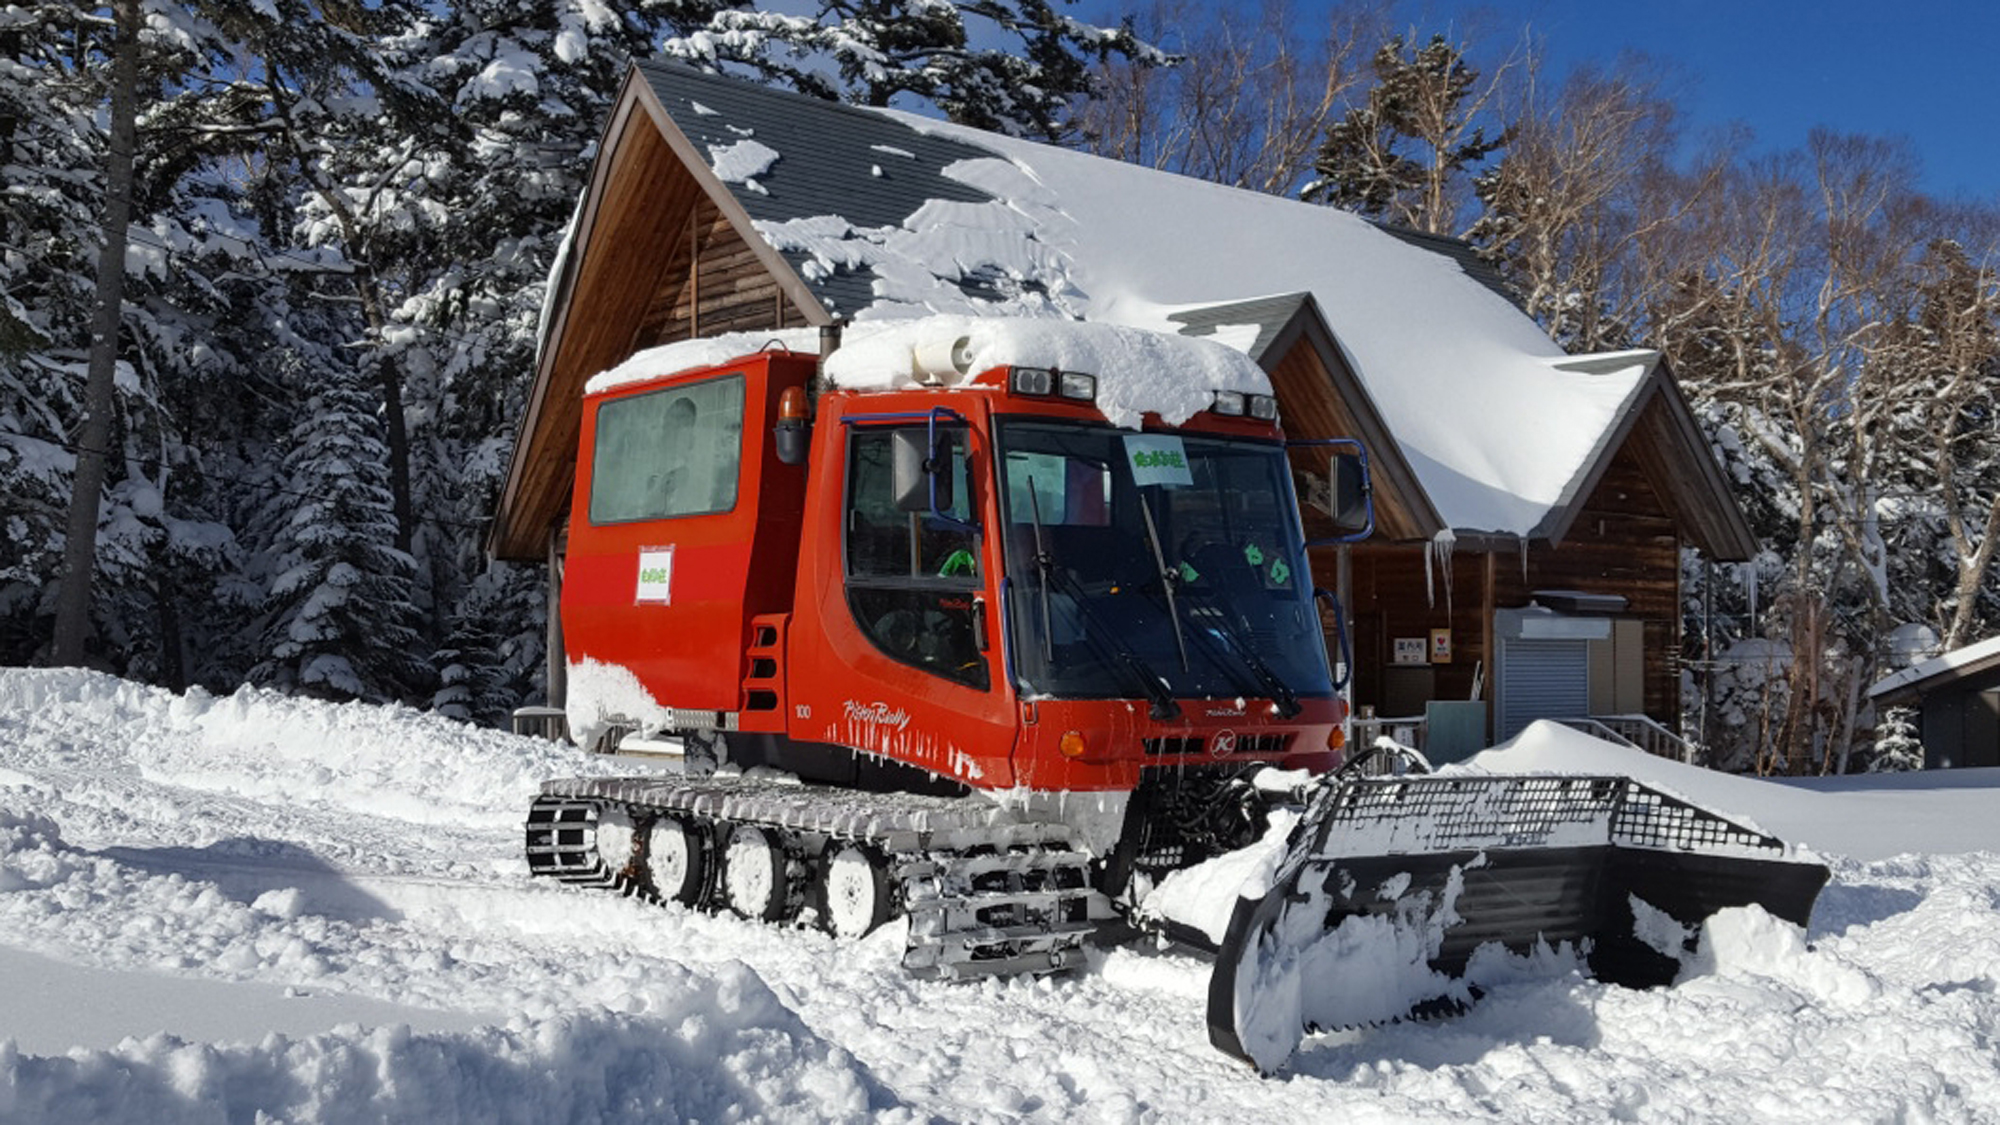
[1870,634,2000,704]
[627,60,1668,539]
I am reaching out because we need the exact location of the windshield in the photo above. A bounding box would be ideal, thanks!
[997,420,1332,703]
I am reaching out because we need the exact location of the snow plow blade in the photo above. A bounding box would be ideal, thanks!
[1206,773,1830,1072]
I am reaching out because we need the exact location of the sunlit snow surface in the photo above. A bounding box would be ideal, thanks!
[3,668,1999,1122]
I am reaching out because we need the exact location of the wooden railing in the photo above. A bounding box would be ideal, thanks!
[1551,714,1695,763]
[1345,711,1694,772]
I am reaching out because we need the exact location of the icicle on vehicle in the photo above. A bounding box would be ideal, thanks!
[523,320,1828,1069]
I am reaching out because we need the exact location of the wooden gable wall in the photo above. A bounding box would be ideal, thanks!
[1502,442,1683,720]
[1264,314,1435,543]
[493,107,812,560]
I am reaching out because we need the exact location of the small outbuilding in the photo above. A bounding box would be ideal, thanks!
[1868,636,2000,769]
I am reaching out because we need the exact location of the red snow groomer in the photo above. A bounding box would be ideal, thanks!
[525,320,1827,1071]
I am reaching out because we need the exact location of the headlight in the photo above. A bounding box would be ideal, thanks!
[1058,371,1096,401]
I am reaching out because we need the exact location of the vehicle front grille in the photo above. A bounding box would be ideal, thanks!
[1142,733,1292,756]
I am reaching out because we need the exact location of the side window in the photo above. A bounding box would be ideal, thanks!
[589,375,744,523]
[845,427,988,689]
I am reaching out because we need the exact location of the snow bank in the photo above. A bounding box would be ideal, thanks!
[5,668,2000,1120]
[0,668,608,833]
[0,977,877,1125]
[1463,720,2000,862]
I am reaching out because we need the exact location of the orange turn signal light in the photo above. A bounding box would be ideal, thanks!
[1328,726,1346,751]
[1059,730,1089,759]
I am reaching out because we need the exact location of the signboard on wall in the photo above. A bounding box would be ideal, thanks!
[1392,637,1427,665]
[1430,628,1453,663]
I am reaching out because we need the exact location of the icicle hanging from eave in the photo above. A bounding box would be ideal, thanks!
[1425,529,1457,613]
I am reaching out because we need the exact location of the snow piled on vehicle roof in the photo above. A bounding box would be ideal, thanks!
[823,315,1269,427]
[583,317,1268,428]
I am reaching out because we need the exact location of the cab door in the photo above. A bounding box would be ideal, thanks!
[785,395,1018,789]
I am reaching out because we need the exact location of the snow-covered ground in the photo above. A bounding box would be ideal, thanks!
[3,668,1997,1122]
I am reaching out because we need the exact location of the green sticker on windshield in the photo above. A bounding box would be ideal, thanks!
[1243,543,1265,566]
[1124,434,1194,488]
[1269,558,1290,584]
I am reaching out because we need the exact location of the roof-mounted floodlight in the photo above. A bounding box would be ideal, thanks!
[1057,372,1096,401]
[1247,394,1279,422]
[1211,390,1246,416]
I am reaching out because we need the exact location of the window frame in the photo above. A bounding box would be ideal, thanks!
[842,422,990,691]
[586,372,746,526]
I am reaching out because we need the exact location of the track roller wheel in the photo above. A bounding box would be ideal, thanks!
[819,844,893,938]
[643,816,708,906]
[723,825,793,922]
[594,807,640,893]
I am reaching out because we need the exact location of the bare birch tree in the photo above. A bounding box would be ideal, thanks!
[1076,0,1387,195]
[1470,55,1727,353]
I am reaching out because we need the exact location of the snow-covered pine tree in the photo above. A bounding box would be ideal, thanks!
[389,0,722,685]
[664,0,1168,141]
[430,583,515,726]
[1867,706,1923,772]
[1302,33,1509,235]
[254,354,422,702]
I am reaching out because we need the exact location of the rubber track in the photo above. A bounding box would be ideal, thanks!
[526,778,1105,980]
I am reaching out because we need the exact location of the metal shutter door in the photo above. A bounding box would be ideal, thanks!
[1498,637,1591,742]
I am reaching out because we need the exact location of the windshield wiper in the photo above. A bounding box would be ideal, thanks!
[1025,480,1180,720]
[1188,589,1303,719]
[1137,492,1191,673]
[1027,479,1055,664]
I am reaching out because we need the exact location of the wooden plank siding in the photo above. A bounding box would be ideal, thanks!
[1324,543,1492,719]
[1500,444,1684,722]
[1271,336,1432,543]
[634,197,802,346]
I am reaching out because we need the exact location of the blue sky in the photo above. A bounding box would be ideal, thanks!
[1469,0,1999,201]
[1089,0,2000,202]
